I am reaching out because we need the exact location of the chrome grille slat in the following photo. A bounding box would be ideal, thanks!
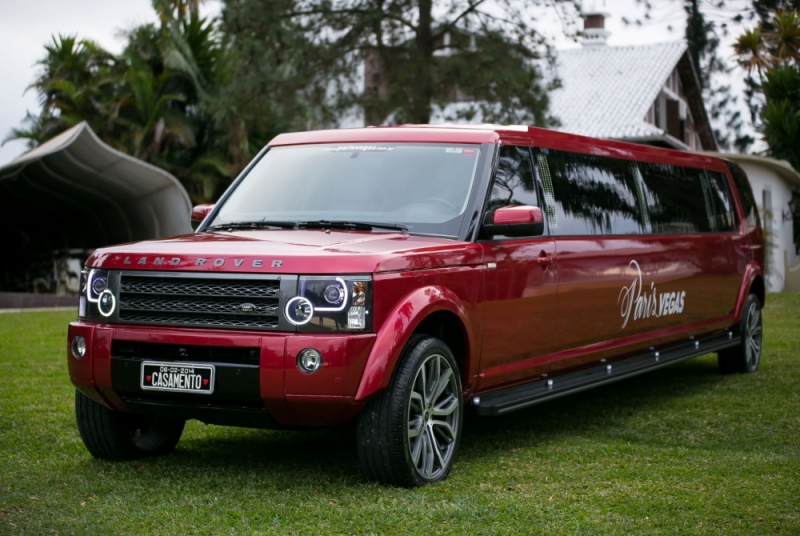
[119,274,282,330]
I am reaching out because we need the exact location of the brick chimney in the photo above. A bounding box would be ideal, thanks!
[580,4,610,47]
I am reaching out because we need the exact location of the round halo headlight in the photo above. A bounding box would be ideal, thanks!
[91,275,107,295]
[296,348,322,374]
[97,289,116,317]
[71,336,86,359]
[323,283,343,305]
[285,296,314,325]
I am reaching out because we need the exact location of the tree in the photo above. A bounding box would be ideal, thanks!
[4,1,247,203]
[734,8,800,170]
[626,0,755,152]
[221,0,572,128]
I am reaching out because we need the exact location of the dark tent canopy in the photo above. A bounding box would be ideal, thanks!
[0,122,192,293]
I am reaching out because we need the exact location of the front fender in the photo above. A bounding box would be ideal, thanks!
[354,285,474,401]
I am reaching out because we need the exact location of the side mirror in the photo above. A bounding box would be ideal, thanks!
[191,204,215,225]
[483,205,545,238]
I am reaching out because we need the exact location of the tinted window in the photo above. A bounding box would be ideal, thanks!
[705,171,738,232]
[638,163,713,234]
[726,162,760,228]
[535,149,648,236]
[487,145,538,212]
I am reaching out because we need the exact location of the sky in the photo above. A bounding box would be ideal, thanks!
[0,0,756,167]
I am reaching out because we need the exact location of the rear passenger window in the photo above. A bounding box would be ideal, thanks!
[726,162,760,228]
[705,171,738,232]
[534,149,648,236]
[637,163,713,234]
[487,145,539,212]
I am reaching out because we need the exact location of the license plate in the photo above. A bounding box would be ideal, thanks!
[140,362,215,395]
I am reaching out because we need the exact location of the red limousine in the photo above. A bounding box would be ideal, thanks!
[67,124,764,487]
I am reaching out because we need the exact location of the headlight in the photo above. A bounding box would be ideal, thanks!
[79,268,115,319]
[288,276,372,331]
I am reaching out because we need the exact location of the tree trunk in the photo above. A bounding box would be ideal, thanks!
[412,0,434,124]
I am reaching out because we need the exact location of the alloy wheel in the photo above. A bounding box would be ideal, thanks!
[745,302,762,370]
[406,353,460,480]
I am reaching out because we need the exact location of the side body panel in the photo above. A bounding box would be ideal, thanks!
[477,238,558,390]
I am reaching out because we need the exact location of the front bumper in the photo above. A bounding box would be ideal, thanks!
[67,321,375,427]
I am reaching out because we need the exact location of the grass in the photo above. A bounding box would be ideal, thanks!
[1,295,799,535]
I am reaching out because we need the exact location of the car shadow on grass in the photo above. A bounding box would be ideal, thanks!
[111,355,729,486]
[459,355,734,458]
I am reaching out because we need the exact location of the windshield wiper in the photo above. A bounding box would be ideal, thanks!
[206,221,298,231]
[298,220,409,234]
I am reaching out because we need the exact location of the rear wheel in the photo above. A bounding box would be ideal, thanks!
[718,294,763,374]
[356,336,463,487]
[75,390,185,461]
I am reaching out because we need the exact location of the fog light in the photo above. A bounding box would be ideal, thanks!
[71,336,86,359]
[297,348,322,374]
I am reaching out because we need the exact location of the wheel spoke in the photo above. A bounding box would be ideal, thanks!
[751,326,762,338]
[409,390,424,412]
[422,428,434,476]
[411,432,423,466]
[749,338,761,355]
[428,425,447,470]
[418,364,428,406]
[408,415,423,439]
[427,357,441,402]
[431,420,456,443]
[431,368,453,404]
[432,394,458,416]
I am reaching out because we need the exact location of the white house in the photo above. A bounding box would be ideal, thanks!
[704,153,800,292]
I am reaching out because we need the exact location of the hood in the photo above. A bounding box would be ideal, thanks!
[87,229,483,274]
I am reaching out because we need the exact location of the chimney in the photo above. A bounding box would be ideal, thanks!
[580,3,610,47]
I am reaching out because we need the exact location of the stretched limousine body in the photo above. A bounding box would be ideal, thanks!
[67,124,764,486]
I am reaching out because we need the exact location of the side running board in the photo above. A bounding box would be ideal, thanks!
[473,331,741,416]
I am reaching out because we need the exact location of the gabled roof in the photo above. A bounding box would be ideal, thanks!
[547,41,691,142]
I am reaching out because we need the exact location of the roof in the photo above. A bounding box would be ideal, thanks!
[0,122,192,252]
[702,152,800,187]
[547,41,689,142]
[269,125,507,146]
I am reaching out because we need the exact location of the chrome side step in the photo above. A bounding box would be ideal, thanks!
[473,332,740,416]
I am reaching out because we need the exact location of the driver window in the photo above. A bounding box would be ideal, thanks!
[487,145,539,212]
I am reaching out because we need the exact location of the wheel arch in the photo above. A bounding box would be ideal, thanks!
[354,286,475,401]
[733,263,765,324]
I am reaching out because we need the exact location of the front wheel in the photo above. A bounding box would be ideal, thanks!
[356,336,463,487]
[75,390,185,461]
[718,293,763,374]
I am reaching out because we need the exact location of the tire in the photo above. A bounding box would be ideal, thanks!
[356,336,463,487]
[718,293,763,374]
[75,390,185,461]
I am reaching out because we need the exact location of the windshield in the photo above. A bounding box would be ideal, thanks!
[210,143,482,237]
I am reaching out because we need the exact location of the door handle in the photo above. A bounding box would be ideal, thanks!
[535,256,554,266]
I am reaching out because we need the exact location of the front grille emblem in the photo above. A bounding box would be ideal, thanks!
[239,303,258,313]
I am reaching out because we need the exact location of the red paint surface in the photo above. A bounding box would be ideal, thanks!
[68,124,764,427]
[493,205,543,225]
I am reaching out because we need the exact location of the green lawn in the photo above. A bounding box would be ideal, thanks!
[1,295,798,535]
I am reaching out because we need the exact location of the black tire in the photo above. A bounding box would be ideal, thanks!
[75,390,185,461]
[718,293,763,374]
[356,336,463,487]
